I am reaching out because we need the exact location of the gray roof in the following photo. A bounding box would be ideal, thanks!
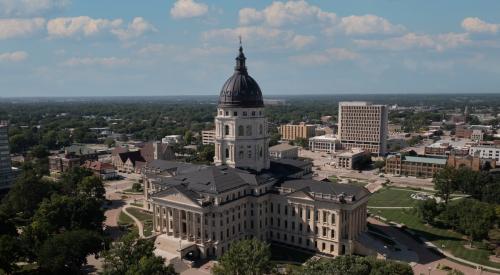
[404,156,447,165]
[280,179,370,203]
[269,143,298,152]
[152,166,269,195]
[145,159,207,175]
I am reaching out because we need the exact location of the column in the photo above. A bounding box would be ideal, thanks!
[201,214,205,243]
[179,210,183,239]
[172,208,177,237]
[159,207,164,233]
[166,207,171,235]
[153,204,157,232]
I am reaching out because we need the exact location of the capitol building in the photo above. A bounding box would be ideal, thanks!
[144,45,370,260]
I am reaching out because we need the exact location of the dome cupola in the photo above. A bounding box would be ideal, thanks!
[218,44,264,108]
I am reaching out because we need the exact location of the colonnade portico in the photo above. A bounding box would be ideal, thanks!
[153,205,206,244]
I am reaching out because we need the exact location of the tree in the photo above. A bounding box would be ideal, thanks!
[59,167,94,196]
[184,130,193,145]
[2,169,53,218]
[416,199,441,224]
[373,160,385,171]
[433,167,457,204]
[126,256,177,275]
[0,235,22,274]
[32,194,105,234]
[291,256,412,275]
[78,176,106,200]
[30,144,50,159]
[102,232,176,275]
[37,230,103,274]
[104,137,116,148]
[213,239,273,275]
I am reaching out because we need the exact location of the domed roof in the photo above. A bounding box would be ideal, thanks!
[218,46,264,108]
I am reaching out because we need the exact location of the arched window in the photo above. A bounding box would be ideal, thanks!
[225,148,230,159]
[259,124,263,135]
[225,125,230,136]
[238,125,244,136]
[239,150,244,159]
[246,125,252,136]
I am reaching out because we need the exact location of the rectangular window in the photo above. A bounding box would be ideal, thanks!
[322,227,327,237]
[323,211,327,223]
[331,214,336,224]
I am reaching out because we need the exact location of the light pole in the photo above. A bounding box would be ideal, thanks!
[428,266,431,275]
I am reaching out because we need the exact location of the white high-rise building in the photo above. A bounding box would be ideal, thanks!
[213,45,270,172]
[338,102,388,156]
[0,122,14,189]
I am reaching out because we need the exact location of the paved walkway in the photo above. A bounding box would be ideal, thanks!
[368,218,497,275]
[122,204,145,238]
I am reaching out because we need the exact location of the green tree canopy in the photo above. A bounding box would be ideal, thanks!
[37,229,103,274]
[213,239,273,275]
[102,232,176,275]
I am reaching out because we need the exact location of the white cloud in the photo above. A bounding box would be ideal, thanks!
[355,32,470,51]
[0,51,28,62]
[290,48,359,65]
[47,16,155,40]
[61,57,130,67]
[170,0,208,19]
[0,0,69,16]
[0,18,45,39]
[239,0,336,27]
[338,14,405,35]
[203,26,315,50]
[462,17,499,34]
[290,34,315,49]
[47,16,122,38]
[111,17,156,40]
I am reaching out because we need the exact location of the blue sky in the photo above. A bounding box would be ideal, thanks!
[1,0,500,97]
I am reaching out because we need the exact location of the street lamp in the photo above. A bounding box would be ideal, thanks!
[428,266,431,275]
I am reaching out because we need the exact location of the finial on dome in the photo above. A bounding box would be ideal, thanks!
[235,36,247,73]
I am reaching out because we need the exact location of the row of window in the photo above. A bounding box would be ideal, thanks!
[224,124,265,136]
[270,203,336,224]
[220,110,262,117]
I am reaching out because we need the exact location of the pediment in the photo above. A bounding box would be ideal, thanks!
[153,188,201,208]
[286,190,314,201]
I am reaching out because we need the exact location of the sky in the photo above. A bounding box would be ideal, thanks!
[1,0,500,97]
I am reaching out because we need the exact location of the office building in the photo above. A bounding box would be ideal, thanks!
[338,102,388,156]
[469,144,500,163]
[0,122,14,189]
[309,135,340,153]
[385,154,447,178]
[336,149,370,170]
[201,130,216,145]
[279,122,316,141]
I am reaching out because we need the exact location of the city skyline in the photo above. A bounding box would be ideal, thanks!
[1,0,500,97]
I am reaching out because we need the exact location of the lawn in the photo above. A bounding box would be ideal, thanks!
[127,207,153,222]
[368,188,424,207]
[374,208,500,269]
[118,210,134,226]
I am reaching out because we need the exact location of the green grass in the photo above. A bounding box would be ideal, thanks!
[368,188,423,207]
[118,210,134,226]
[127,207,153,222]
[375,208,499,269]
[346,180,368,188]
[328,176,338,183]
[131,201,144,208]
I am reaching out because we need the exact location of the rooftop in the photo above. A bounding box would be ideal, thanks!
[269,143,298,152]
[404,156,447,165]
